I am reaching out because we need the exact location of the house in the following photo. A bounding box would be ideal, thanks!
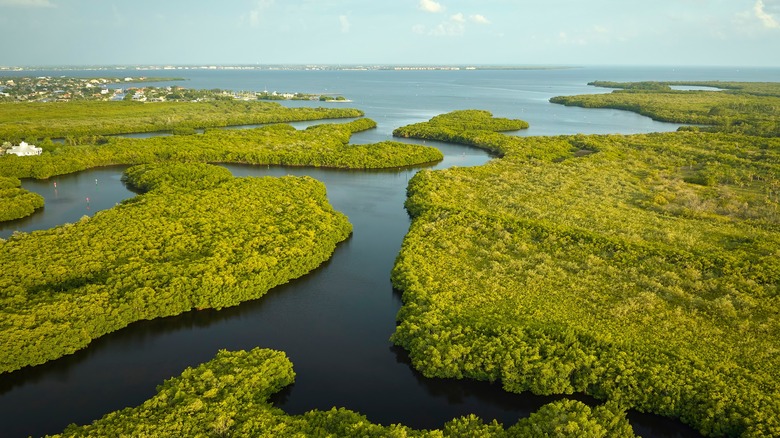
[7,141,43,156]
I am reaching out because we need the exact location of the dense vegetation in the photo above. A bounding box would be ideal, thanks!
[0,163,352,373]
[588,80,780,97]
[391,111,780,437]
[0,99,363,140]
[121,162,234,192]
[0,119,443,180]
[53,348,635,437]
[549,81,780,137]
[0,176,44,221]
[393,109,529,147]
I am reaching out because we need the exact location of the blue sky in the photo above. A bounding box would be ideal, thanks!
[0,0,778,66]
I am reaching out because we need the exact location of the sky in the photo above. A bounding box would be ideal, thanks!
[0,0,779,67]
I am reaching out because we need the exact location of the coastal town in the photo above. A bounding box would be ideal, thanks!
[0,75,348,103]
[0,76,179,102]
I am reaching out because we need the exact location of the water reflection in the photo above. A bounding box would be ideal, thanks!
[0,166,133,239]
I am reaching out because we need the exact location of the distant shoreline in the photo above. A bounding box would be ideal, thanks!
[0,65,580,72]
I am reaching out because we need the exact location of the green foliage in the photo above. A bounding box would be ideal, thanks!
[393,110,529,153]
[550,81,780,137]
[122,162,234,192]
[590,80,780,97]
[0,164,352,373]
[0,99,364,139]
[0,119,443,179]
[391,112,780,437]
[52,348,634,438]
[588,81,673,91]
[0,176,44,222]
[507,400,635,438]
[55,348,298,438]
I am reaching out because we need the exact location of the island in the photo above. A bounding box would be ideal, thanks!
[549,80,780,137]
[391,107,779,437]
[0,162,353,374]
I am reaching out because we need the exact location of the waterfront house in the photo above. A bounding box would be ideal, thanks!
[7,141,43,156]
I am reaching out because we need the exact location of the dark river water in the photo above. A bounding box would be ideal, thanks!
[3,66,778,437]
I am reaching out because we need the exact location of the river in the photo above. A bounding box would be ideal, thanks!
[3,66,778,437]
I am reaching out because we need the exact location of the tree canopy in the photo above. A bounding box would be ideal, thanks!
[0,99,364,140]
[53,348,635,438]
[0,163,352,373]
[0,176,44,222]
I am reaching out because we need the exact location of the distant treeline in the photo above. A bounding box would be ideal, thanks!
[0,119,443,180]
[550,81,780,137]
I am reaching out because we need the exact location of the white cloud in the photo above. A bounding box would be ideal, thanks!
[470,14,490,25]
[248,0,274,27]
[754,0,780,28]
[431,22,464,36]
[419,10,490,37]
[419,0,444,13]
[415,8,489,37]
[0,0,56,7]
[430,14,465,36]
[339,15,350,33]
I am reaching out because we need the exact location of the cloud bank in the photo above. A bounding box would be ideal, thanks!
[419,0,444,13]
[755,0,780,28]
[470,14,490,25]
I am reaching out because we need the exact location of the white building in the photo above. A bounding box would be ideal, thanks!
[7,141,43,156]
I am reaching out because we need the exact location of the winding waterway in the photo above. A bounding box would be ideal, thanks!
[2,66,778,437]
[0,145,699,438]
